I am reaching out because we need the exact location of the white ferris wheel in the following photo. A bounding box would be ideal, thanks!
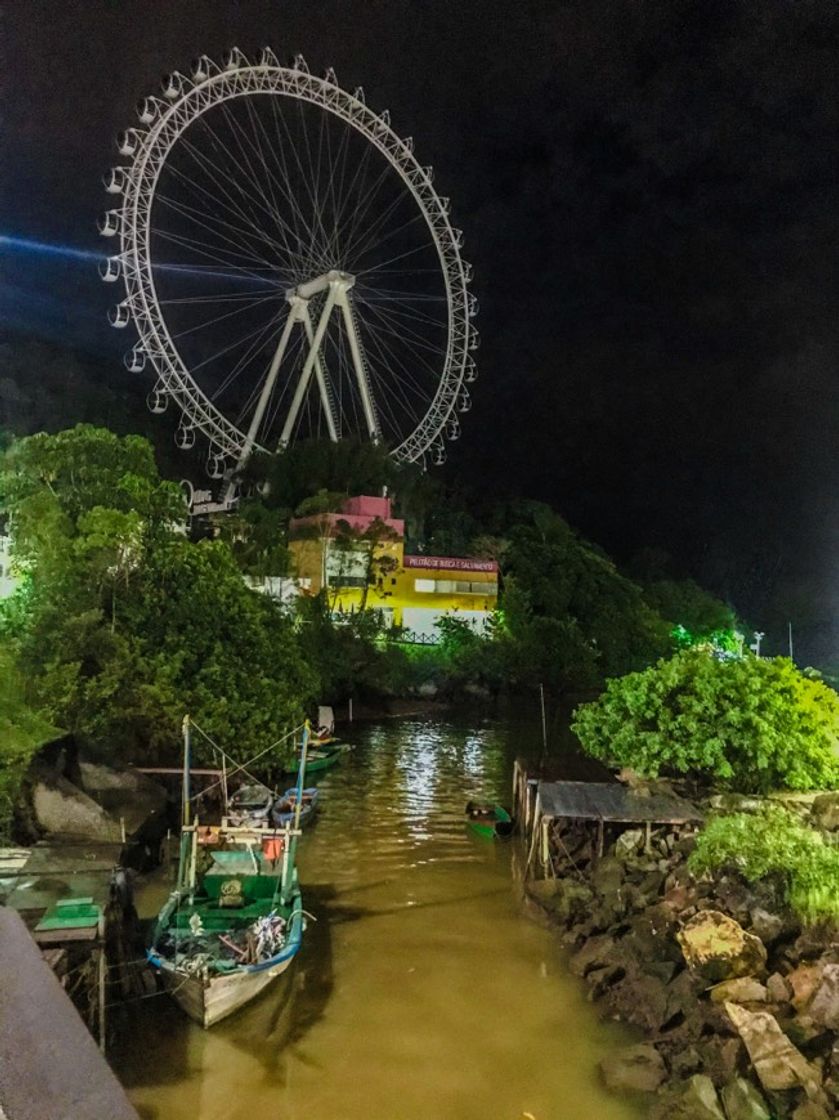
[99,48,478,492]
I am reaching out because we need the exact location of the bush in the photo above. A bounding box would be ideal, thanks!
[572,650,839,793]
[690,806,839,924]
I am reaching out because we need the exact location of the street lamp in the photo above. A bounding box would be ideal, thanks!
[750,631,765,657]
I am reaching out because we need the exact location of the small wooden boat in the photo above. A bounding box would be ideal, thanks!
[148,717,309,1027]
[287,745,342,777]
[227,782,274,827]
[465,801,515,839]
[271,787,319,828]
[147,822,304,1027]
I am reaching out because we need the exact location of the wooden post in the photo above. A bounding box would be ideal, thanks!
[644,821,652,854]
[597,818,604,859]
[349,697,353,722]
[97,915,106,1053]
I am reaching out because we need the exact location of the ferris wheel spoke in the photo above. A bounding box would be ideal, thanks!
[361,298,448,358]
[331,144,389,263]
[160,289,280,306]
[295,99,334,266]
[240,98,318,271]
[268,96,330,275]
[175,133,285,253]
[356,291,448,329]
[342,167,415,266]
[217,100,317,275]
[359,310,438,402]
[167,292,279,342]
[189,311,285,381]
[354,238,437,279]
[358,323,426,436]
[216,315,285,406]
[322,106,353,265]
[155,190,284,269]
[152,227,274,275]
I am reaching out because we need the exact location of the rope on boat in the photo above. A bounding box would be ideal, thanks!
[188,720,307,804]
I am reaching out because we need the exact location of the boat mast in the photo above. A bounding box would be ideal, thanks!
[281,722,309,905]
[181,714,191,828]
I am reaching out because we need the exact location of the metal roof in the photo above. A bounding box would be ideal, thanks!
[537,780,702,824]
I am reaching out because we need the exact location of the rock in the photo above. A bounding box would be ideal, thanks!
[585,965,624,1000]
[810,792,839,831]
[708,793,764,814]
[678,910,767,983]
[615,829,645,860]
[710,977,768,1004]
[695,1036,746,1086]
[591,856,624,898]
[552,881,595,925]
[680,1074,726,1120]
[788,962,826,1012]
[603,969,671,1031]
[792,1104,831,1120]
[568,934,615,977]
[32,777,122,841]
[725,1002,825,1100]
[750,907,786,945]
[767,972,793,1003]
[808,963,839,1030]
[792,927,837,959]
[720,1077,772,1120]
[599,1043,666,1093]
[671,1046,702,1077]
[526,879,561,903]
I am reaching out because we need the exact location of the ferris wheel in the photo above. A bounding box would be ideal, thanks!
[99,48,478,486]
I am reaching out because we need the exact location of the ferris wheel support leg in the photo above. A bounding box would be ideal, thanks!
[336,288,381,443]
[279,284,339,449]
[300,305,339,443]
[237,301,302,474]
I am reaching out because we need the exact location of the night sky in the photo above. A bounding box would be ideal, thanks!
[3,1,839,662]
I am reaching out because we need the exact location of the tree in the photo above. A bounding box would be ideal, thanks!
[495,508,671,693]
[642,577,740,650]
[572,649,839,793]
[1,427,316,765]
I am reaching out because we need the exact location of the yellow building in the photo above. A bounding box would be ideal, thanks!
[289,495,498,640]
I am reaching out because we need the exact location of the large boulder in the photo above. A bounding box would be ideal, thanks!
[32,777,122,841]
[724,1002,825,1101]
[720,1077,772,1120]
[599,1043,666,1093]
[678,910,767,983]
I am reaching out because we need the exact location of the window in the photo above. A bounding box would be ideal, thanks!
[414,579,435,593]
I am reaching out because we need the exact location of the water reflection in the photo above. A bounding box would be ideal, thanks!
[114,717,642,1120]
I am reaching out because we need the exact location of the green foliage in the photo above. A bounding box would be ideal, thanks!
[690,806,839,924]
[644,578,740,649]
[252,439,397,510]
[0,647,62,840]
[573,650,839,793]
[494,508,671,693]
[1,427,315,766]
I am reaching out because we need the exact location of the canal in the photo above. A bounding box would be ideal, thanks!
[112,717,643,1120]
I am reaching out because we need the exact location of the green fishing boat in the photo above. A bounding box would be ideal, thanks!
[147,718,309,1027]
[287,744,342,777]
[465,801,515,840]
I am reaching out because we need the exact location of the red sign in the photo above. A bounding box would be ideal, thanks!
[403,555,498,573]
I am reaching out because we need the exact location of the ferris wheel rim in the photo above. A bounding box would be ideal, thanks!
[108,54,475,466]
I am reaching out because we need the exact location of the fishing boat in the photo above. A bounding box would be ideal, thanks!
[271,786,319,828]
[227,782,273,827]
[147,718,309,1027]
[465,801,515,840]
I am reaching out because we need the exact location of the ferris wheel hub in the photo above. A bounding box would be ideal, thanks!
[288,269,356,302]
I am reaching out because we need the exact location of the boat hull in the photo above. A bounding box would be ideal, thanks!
[156,955,294,1028]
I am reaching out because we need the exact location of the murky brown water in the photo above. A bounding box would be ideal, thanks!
[113,718,642,1120]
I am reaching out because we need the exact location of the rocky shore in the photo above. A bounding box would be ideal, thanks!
[526,791,839,1120]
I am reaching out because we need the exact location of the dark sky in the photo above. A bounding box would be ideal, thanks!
[2,0,839,662]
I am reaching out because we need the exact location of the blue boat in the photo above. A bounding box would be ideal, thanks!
[271,786,319,828]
